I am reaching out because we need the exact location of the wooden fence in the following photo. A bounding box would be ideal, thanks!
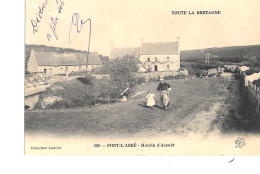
[25,72,48,88]
[239,70,260,115]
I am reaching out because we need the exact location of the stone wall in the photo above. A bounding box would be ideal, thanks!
[136,69,188,80]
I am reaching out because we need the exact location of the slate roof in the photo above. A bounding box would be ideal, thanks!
[32,50,102,66]
[110,47,140,59]
[140,42,178,55]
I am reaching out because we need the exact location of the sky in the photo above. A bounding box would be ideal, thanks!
[25,0,260,56]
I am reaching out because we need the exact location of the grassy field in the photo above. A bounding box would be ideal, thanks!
[25,73,259,138]
[34,76,120,109]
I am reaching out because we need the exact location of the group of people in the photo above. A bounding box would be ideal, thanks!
[146,78,171,109]
[121,78,171,109]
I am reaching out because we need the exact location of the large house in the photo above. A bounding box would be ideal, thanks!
[110,37,180,72]
[27,50,103,76]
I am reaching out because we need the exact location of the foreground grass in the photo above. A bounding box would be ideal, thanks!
[26,76,237,138]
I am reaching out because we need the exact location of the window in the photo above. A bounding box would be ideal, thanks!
[155,57,157,62]
[167,64,170,70]
[154,65,158,71]
[167,57,170,61]
[148,65,151,69]
[147,58,150,62]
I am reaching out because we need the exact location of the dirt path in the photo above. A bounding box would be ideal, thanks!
[25,73,239,138]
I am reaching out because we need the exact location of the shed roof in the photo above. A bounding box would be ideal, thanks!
[244,67,260,76]
[75,53,103,65]
[110,47,140,59]
[32,50,102,66]
[140,42,178,55]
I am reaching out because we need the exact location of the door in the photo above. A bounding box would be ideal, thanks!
[79,66,82,72]
[167,64,170,71]
[154,65,158,71]
[49,68,52,76]
[44,68,47,75]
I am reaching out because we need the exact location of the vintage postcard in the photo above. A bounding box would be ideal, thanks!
[25,0,260,155]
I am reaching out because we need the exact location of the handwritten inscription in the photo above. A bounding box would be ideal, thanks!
[56,0,64,13]
[69,13,91,45]
[47,0,64,41]
[31,0,48,34]
[69,13,91,73]
[30,1,91,49]
[49,17,59,40]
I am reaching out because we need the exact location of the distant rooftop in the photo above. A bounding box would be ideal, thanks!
[140,42,179,55]
[110,41,179,59]
[110,47,140,59]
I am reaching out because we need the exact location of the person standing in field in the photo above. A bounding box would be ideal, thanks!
[146,91,155,109]
[157,78,171,109]
[121,83,129,102]
[235,67,239,79]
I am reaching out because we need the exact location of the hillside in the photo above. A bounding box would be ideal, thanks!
[180,44,260,63]
[25,44,260,71]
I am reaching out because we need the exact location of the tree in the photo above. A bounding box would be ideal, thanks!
[108,54,139,92]
[91,55,110,74]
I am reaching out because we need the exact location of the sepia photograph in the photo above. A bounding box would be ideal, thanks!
[24,0,260,155]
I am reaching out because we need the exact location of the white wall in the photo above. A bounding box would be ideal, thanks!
[37,66,77,76]
[139,54,180,72]
[37,65,103,76]
[27,51,39,72]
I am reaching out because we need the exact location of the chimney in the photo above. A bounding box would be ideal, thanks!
[177,37,180,45]
[110,43,115,59]
[111,43,114,50]
[177,37,180,55]
[140,38,144,55]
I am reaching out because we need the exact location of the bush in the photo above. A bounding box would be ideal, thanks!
[133,77,146,85]
[146,67,152,73]
[91,66,109,74]
[108,55,139,95]
[195,69,208,77]
[164,73,186,80]
[246,56,260,67]
[76,76,94,85]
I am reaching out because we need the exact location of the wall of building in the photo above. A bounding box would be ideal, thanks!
[36,65,102,76]
[37,65,82,76]
[27,52,39,72]
[27,50,103,75]
[87,65,102,72]
[139,54,180,72]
